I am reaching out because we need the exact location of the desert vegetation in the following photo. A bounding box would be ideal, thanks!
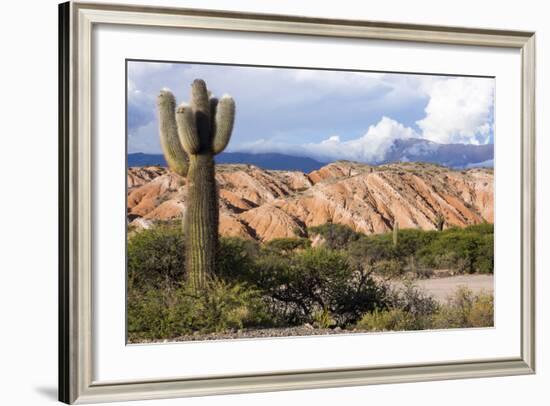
[310,222,494,278]
[127,221,494,342]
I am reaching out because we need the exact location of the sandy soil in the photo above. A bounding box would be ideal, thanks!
[392,274,494,303]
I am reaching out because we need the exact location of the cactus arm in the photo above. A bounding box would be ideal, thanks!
[191,79,211,151]
[212,95,235,155]
[209,96,218,135]
[176,103,201,155]
[157,89,189,176]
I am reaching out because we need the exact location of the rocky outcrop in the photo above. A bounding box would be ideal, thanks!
[128,161,493,241]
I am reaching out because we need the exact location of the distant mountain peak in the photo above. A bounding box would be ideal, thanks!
[381,138,493,168]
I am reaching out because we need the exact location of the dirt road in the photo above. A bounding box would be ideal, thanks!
[393,274,494,303]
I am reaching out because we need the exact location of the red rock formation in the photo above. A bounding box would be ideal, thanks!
[127,161,494,242]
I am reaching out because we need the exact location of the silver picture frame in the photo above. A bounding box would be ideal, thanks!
[59,1,536,403]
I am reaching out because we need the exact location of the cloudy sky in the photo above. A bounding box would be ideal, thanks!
[127,60,494,163]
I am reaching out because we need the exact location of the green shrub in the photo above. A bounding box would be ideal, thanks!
[432,287,493,329]
[265,237,311,253]
[389,283,439,318]
[128,225,261,290]
[392,229,439,258]
[356,285,493,332]
[465,223,494,235]
[347,224,493,275]
[127,226,276,341]
[127,288,179,340]
[356,283,438,331]
[216,236,259,282]
[346,229,437,267]
[467,292,494,326]
[252,247,387,326]
[308,223,362,250]
[474,234,494,274]
[176,279,273,334]
[382,283,438,330]
[419,232,478,273]
[312,307,336,329]
[417,226,494,274]
[356,308,417,331]
[127,223,185,292]
[372,258,403,279]
[347,234,392,265]
[128,278,274,341]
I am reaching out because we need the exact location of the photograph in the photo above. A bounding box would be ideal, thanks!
[126,60,495,343]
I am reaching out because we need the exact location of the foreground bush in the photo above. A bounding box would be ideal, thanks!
[216,236,259,282]
[356,286,493,332]
[128,278,274,341]
[252,247,388,327]
[432,287,494,329]
[127,226,384,338]
[386,283,439,329]
[128,226,258,292]
[127,223,185,292]
[357,283,438,331]
[356,308,417,331]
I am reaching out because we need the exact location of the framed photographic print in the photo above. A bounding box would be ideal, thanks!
[59,1,536,404]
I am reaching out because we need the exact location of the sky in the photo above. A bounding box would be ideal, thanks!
[127,60,495,163]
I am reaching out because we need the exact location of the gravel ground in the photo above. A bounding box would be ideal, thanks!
[130,325,375,344]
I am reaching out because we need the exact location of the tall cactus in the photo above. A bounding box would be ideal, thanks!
[435,212,445,231]
[157,80,235,291]
[392,220,399,247]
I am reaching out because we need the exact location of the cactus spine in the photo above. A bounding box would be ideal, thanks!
[157,80,235,291]
[392,220,399,247]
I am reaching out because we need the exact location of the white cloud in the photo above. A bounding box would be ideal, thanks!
[234,116,418,163]
[232,74,494,163]
[416,77,494,145]
[309,116,418,162]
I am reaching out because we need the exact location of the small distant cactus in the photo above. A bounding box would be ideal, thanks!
[157,80,235,291]
[392,220,399,247]
[435,212,445,231]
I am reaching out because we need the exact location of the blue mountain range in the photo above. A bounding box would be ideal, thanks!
[128,139,493,172]
[128,152,326,172]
